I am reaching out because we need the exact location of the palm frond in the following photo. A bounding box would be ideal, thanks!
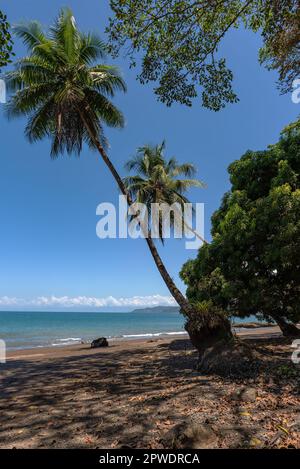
[24,97,55,143]
[5,82,57,118]
[84,89,125,128]
[79,33,107,64]
[171,162,197,178]
[173,179,205,193]
[5,57,56,91]
[13,21,47,49]
[91,66,127,95]
[49,8,79,61]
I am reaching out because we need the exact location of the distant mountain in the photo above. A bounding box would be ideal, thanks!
[130,306,180,314]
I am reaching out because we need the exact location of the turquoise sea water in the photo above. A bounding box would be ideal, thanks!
[0,310,186,350]
[0,310,260,350]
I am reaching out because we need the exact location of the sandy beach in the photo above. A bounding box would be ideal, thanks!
[0,327,299,449]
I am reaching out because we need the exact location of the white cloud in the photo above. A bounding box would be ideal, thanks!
[0,296,19,306]
[0,294,177,309]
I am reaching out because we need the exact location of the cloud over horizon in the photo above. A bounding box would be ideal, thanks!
[0,294,177,310]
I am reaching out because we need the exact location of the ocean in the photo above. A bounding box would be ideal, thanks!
[0,310,186,350]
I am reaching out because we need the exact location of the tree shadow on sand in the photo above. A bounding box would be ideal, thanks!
[0,336,298,449]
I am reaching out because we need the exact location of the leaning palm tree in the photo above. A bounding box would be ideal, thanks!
[5,8,233,362]
[124,141,208,245]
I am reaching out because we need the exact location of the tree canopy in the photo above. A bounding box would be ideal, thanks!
[180,128,300,335]
[0,10,13,72]
[107,0,300,110]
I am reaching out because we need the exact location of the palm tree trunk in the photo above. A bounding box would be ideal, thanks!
[144,236,194,314]
[79,112,193,315]
[183,219,208,245]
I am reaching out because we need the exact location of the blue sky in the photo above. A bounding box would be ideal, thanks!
[0,0,299,311]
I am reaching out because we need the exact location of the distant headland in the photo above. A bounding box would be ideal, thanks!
[130,306,180,314]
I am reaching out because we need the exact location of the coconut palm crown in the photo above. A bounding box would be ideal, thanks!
[124,141,205,241]
[4,8,126,157]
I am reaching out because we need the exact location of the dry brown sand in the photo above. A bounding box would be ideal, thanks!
[0,327,299,449]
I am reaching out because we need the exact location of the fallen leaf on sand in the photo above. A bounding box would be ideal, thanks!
[249,437,262,447]
[276,425,289,435]
[239,411,252,418]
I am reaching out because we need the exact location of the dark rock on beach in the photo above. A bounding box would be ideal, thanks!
[91,337,109,348]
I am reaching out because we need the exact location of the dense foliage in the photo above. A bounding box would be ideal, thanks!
[180,129,300,334]
[0,10,13,71]
[107,0,300,109]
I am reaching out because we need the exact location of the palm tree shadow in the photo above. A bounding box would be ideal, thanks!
[0,336,297,448]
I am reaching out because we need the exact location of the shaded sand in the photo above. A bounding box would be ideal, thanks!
[0,328,299,449]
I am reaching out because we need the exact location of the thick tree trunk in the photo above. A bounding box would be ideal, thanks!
[185,314,233,353]
[273,316,300,337]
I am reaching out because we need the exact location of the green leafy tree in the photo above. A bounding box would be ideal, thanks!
[107,0,300,109]
[5,8,233,353]
[181,129,300,337]
[0,10,14,71]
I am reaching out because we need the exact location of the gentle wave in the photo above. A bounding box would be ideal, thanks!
[56,337,82,342]
[51,337,82,346]
[119,331,187,339]
[43,331,187,348]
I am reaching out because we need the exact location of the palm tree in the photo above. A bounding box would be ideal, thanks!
[5,8,127,192]
[5,8,233,359]
[124,141,208,245]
